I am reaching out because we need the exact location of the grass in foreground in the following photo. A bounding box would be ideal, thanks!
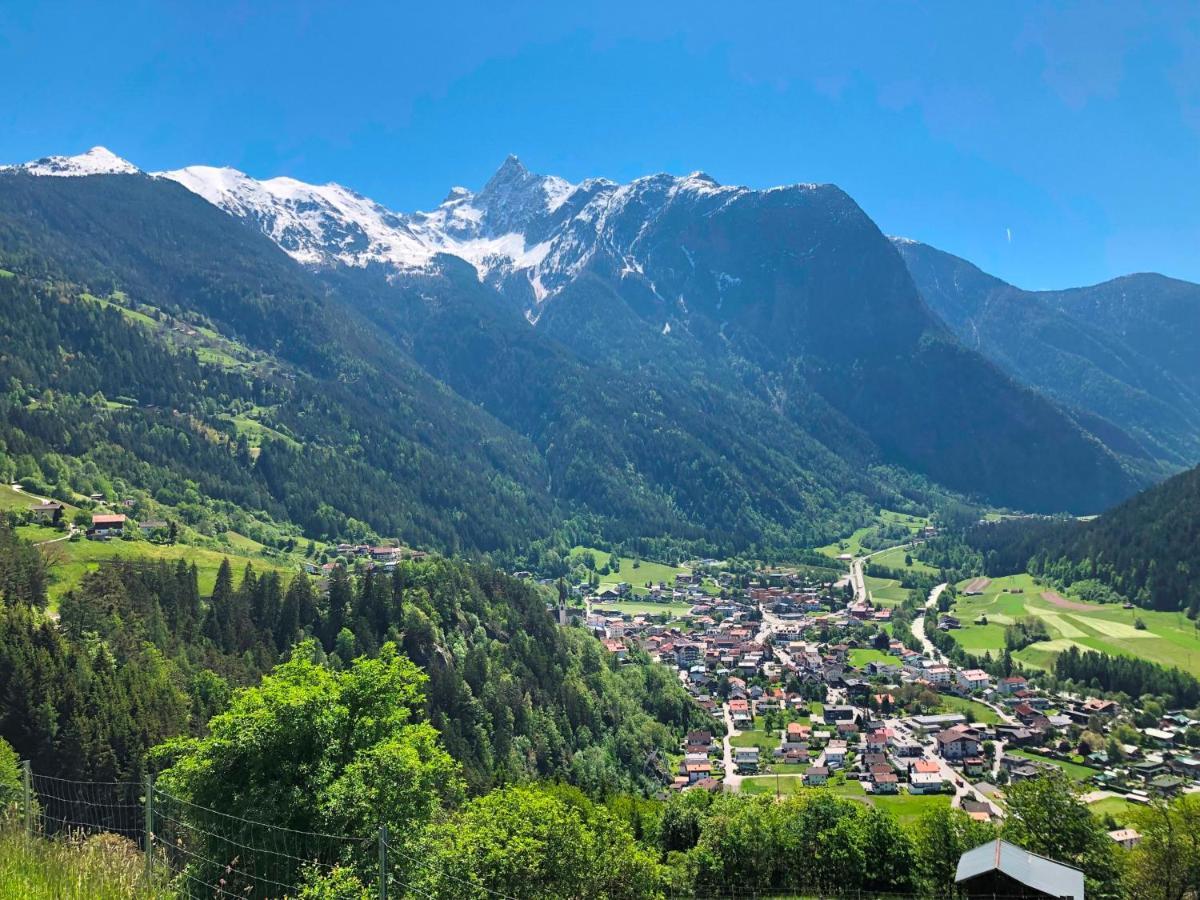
[0,829,169,900]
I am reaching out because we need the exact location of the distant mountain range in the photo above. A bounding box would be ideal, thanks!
[895,239,1200,477]
[1,146,1190,553]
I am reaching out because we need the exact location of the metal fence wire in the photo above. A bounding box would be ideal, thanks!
[15,763,1051,900]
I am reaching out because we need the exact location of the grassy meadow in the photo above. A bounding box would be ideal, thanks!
[1089,795,1143,826]
[816,509,931,561]
[571,546,690,595]
[949,573,1200,676]
[741,780,951,826]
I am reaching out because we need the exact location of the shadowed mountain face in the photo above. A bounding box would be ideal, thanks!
[895,238,1200,475]
[0,152,1150,559]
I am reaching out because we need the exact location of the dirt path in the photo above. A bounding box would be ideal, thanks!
[1041,590,1094,612]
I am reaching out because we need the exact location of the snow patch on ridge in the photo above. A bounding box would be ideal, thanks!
[1,146,140,177]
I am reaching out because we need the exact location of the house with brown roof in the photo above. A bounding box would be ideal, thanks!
[936,725,981,761]
[89,513,127,538]
[872,772,899,794]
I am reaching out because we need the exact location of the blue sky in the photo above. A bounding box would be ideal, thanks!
[2,1,1198,289]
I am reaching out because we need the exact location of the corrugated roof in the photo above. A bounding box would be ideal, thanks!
[956,839,1084,900]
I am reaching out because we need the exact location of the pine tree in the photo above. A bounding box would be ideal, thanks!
[202,558,234,648]
[324,565,352,652]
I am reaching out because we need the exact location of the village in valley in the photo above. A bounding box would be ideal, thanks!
[554,530,1200,846]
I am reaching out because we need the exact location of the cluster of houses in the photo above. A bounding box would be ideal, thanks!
[303,543,428,575]
[572,559,1200,819]
[23,493,171,541]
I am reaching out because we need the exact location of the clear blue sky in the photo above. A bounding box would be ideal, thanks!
[2,1,1198,289]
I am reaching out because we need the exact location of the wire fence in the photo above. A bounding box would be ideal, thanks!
[13,764,1042,900]
[17,764,372,898]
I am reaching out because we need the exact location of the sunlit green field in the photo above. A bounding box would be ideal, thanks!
[1006,749,1100,783]
[38,533,296,604]
[848,648,892,667]
[741,782,951,826]
[571,546,690,595]
[870,544,938,575]
[1089,796,1142,826]
[950,573,1200,676]
[864,573,911,606]
[816,509,930,560]
[938,695,1001,724]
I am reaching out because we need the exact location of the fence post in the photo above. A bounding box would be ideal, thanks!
[144,774,155,882]
[378,824,388,900]
[22,760,32,841]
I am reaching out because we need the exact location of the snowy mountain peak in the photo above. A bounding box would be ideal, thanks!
[2,146,140,177]
[154,153,832,323]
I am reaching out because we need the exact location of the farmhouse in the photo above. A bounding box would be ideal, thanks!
[29,501,64,523]
[89,513,127,538]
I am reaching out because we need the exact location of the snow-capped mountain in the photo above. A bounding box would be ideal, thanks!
[0,145,1150,515]
[0,146,140,177]
[156,154,765,319]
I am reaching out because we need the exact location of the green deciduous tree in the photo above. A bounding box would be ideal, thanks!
[154,642,462,892]
[411,783,662,899]
[1125,795,1200,900]
[1003,771,1123,898]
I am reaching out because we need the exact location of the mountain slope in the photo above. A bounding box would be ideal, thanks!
[0,159,906,555]
[966,462,1200,615]
[895,238,1200,472]
[162,154,1142,515]
[531,177,1138,514]
[0,166,557,551]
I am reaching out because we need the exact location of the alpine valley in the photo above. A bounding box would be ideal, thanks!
[4,145,1200,900]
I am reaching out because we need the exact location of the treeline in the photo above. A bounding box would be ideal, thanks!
[1054,645,1200,708]
[0,526,702,797]
[0,224,553,554]
[960,464,1200,614]
[147,655,1130,900]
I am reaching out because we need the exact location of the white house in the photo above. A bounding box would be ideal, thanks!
[957,669,991,692]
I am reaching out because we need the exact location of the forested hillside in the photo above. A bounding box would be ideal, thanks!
[965,463,1200,615]
[0,167,944,558]
[0,525,700,795]
[897,238,1200,476]
[0,174,554,552]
